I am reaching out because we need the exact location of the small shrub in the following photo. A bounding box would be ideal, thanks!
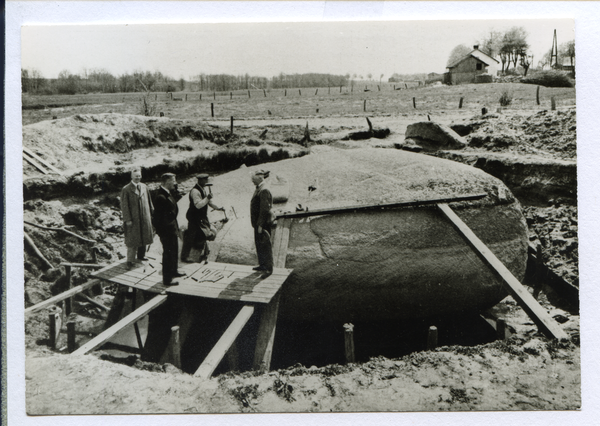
[521,70,574,88]
[139,94,157,116]
[499,91,512,107]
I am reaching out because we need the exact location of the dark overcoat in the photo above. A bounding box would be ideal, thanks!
[120,182,154,247]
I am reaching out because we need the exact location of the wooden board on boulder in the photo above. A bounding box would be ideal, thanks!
[186,148,529,322]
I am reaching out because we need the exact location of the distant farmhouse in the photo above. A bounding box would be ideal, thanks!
[444,45,499,85]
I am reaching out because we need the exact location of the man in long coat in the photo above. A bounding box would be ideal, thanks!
[250,170,274,277]
[152,173,184,286]
[120,168,154,268]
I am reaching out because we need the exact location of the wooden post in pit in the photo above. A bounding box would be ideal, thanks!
[427,326,438,350]
[496,318,507,340]
[131,288,144,351]
[67,314,77,353]
[48,307,62,350]
[344,323,355,363]
[168,326,182,369]
[64,265,72,317]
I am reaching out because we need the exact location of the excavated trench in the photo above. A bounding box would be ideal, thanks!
[23,112,578,375]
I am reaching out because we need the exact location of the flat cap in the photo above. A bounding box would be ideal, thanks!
[196,173,210,179]
[254,170,270,178]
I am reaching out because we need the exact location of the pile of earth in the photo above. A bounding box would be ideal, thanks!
[22,113,312,178]
[450,109,576,160]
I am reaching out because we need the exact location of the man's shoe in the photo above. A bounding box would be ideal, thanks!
[253,266,266,271]
[126,261,135,268]
[261,270,273,278]
[181,258,193,263]
[173,270,186,278]
[164,280,179,286]
[138,257,149,261]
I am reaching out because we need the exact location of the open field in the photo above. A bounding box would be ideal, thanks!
[22,83,576,126]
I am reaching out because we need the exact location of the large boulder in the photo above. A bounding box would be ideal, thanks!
[405,121,467,151]
[187,148,528,322]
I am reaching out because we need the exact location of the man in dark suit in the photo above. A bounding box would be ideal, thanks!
[152,173,184,286]
[250,170,274,277]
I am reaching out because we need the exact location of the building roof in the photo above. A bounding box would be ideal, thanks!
[447,47,499,69]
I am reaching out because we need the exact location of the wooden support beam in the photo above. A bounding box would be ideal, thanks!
[25,221,96,243]
[277,194,486,220]
[24,232,54,270]
[253,218,291,372]
[72,294,168,355]
[437,203,568,340]
[25,279,101,315]
[60,262,107,269]
[76,293,110,312]
[64,265,72,316]
[194,305,255,378]
[67,314,77,353]
[23,152,50,174]
[496,318,507,340]
[131,288,144,350]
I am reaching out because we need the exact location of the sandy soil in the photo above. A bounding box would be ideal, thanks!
[22,102,579,414]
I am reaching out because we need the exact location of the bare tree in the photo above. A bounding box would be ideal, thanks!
[559,40,575,67]
[446,44,471,67]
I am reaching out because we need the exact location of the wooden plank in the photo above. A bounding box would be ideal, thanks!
[277,194,487,219]
[60,262,108,269]
[253,218,292,371]
[25,279,100,315]
[437,203,568,340]
[23,147,63,174]
[72,294,168,355]
[194,305,255,378]
[23,152,49,174]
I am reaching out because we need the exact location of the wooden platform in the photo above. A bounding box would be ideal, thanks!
[92,260,293,304]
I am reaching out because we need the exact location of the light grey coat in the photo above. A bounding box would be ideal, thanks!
[120,182,154,248]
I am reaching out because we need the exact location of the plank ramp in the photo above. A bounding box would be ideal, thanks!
[72,294,168,355]
[437,203,568,340]
[25,279,101,315]
[194,305,255,378]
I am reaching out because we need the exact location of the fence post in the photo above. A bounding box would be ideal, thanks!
[340,85,342,93]
[230,116,234,134]
[299,89,302,96]
[284,89,287,97]
[64,265,72,316]
[248,90,251,98]
[48,307,62,350]
[200,94,202,101]
[315,88,318,95]
[213,92,216,100]
[230,92,232,100]
[536,86,540,105]
[364,100,367,112]
[482,107,488,115]
[263,89,266,97]
[67,313,77,353]
[211,103,214,118]
[412,97,416,109]
[328,87,330,94]
[185,94,188,102]
[378,85,380,91]
[169,326,182,369]
[459,97,463,109]
[551,96,556,111]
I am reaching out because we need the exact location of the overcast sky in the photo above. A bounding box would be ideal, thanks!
[22,19,574,80]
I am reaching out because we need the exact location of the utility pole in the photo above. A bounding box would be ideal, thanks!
[550,29,559,69]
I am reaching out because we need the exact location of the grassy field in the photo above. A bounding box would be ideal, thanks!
[22,82,576,126]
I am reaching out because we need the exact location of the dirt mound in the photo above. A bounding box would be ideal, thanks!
[451,109,576,160]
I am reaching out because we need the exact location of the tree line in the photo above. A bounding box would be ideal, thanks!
[21,68,351,95]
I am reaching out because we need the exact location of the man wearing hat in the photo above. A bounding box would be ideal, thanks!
[152,173,185,286]
[250,170,274,277]
[181,173,224,263]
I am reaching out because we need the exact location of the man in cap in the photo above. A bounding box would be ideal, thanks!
[152,173,185,286]
[181,173,225,263]
[250,170,274,277]
[120,168,154,268]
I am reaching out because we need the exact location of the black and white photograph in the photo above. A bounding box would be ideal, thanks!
[5,1,600,424]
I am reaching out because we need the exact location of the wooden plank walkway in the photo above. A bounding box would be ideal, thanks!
[92,259,293,304]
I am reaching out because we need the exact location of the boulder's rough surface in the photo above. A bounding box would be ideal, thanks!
[187,148,527,322]
[405,122,467,151]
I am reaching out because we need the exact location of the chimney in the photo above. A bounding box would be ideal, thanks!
[473,45,479,50]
